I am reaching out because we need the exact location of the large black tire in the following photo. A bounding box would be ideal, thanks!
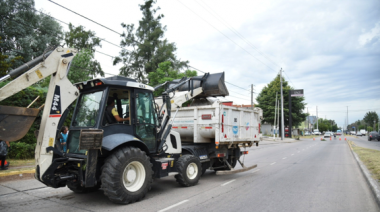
[175,155,202,187]
[101,146,153,204]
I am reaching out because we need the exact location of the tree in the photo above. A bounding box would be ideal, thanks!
[0,37,23,76]
[148,61,197,96]
[39,23,105,86]
[0,0,63,71]
[363,111,379,127]
[114,0,188,84]
[64,23,104,83]
[256,74,307,129]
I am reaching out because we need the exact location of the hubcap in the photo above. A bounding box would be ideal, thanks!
[123,161,146,192]
[186,162,198,180]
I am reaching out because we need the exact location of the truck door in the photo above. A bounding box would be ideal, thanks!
[135,91,157,152]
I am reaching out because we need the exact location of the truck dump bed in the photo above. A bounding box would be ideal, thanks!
[171,100,263,145]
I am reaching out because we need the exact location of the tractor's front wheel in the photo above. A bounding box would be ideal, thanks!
[175,155,202,187]
[101,146,152,204]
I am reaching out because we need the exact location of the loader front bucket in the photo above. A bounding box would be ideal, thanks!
[0,105,40,142]
[168,72,229,98]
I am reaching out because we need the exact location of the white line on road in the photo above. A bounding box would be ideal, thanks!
[282,157,287,159]
[270,162,276,165]
[251,169,260,173]
[291,154,294,156]
[158,200,189,212]
[221,179,236,186]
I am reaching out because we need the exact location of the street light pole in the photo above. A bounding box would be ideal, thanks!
[280,69,284,140]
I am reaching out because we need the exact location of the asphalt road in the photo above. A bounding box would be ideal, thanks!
[347,135,380,151]
[0,139,379,212]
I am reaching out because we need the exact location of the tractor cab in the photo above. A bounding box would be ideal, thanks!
[65,76,158,157]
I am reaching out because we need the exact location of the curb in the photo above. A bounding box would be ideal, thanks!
[0,169,35,177]
[346,140,380,208]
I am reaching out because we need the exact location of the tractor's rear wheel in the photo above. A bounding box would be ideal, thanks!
[101,146,152,204]
[175,155,202,187]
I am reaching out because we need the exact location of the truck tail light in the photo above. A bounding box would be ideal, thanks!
[221,115,224,133]
[95,82,102,86]
[217,153,225,157]
[242,151,249,155]
[259,123,261,133]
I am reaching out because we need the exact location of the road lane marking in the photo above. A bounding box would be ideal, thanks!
[291,154,294,156]
[251,169,260,173]
[221,179,236,186]
[270,162,276,165]
[282,157,287,159]
[158,200,189,212]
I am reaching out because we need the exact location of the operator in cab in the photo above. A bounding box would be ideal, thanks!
[105,97,130,124]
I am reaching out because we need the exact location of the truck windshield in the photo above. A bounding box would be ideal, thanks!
[72,91,103,127]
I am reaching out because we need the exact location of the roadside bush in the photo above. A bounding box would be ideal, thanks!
[8,142,36,159]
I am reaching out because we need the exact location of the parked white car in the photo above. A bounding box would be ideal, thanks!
[313,129,321,135]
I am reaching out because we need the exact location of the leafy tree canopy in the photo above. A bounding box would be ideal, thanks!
[148,61,197,96]
[114,0,188,83]
[363,111,379,126]
[314,118,337,132]
[256,74,307,128]
[0,0,63,71]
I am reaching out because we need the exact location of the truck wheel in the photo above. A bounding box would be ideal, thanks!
[101,146,153,204]
[175,155,202,187]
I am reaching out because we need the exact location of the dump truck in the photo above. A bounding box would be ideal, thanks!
[0,47,262,204]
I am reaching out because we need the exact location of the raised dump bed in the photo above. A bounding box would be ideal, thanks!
[171,100,263,145]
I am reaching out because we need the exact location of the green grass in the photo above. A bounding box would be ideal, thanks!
[6,159,34,167]
[349,141,380,183]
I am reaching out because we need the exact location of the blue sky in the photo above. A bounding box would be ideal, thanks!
[34,0,380,129]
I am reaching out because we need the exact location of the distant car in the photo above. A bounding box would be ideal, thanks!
[305,131,311,136]
[368,131,379,141]
[356,132,362,136]
[350,131,356,135]
[312,130,321,135]
[324,133,331,138]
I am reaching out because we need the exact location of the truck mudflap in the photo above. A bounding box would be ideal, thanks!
[215,164,257,175]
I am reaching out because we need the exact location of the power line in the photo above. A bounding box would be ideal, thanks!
[48,0,122,36]
[182,1,297,88]
[188,65,251,92]
[195,0,281,69]
[178,0,278,75]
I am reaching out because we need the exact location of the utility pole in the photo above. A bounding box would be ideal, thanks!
[347,106,348,132]
[280,69,284,140]
[251,84,254,110]
[316,106,318,131]
[274,93,278,140]
[307,107,309,132]
[277,100,280,139]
